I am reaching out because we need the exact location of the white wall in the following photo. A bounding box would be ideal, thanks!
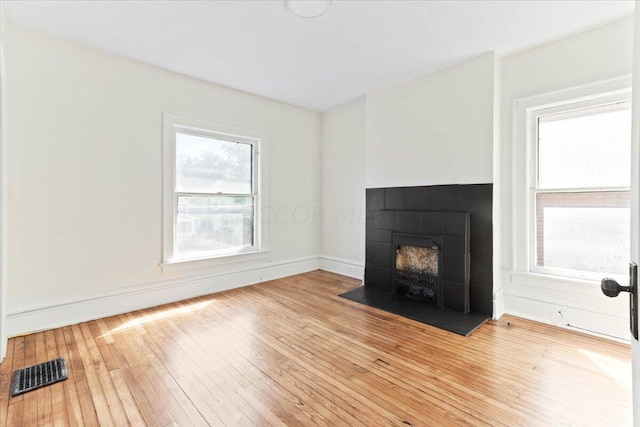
[319,53,500,293]
[6,27,321,335]
[499,17,634,338]
[366,52,497,189]
[320,98,366,278]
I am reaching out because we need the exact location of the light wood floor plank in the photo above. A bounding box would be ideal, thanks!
[100,314,170,426]
[44,329,67,427]
[21,333,38,426]
[0,337,15,426]
[6,336,24,427]
[61,326,100,426]
[52,328,81,427]
[0,270,632,426]
[35,331,54,426]
[70,324,116,427]
[131,306,237,426]
[110,313,200,426]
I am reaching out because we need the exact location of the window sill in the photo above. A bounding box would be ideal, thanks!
[161,250,269,274]
[511,270,628,290]
[510,270,602,292]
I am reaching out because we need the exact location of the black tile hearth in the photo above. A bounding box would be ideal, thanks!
[340,286,489,336]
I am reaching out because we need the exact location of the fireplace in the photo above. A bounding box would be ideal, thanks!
[342,184,492,335]
[362,184,490,313]
[393,233,443,305]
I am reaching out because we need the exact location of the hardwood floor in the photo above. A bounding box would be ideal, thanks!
[0,270,632,426]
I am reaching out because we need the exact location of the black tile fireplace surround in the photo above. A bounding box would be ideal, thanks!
[354,184,493,330]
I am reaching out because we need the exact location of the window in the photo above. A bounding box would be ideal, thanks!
[163,114,266,267]
[513,79,632,282]
[533,103,631,278]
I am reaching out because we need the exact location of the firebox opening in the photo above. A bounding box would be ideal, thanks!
[395,245,438,275]
[395,245,439,302]
[392,234,443,305]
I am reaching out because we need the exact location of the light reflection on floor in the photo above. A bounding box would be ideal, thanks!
[102,300,213,336]
[579,347,631,386]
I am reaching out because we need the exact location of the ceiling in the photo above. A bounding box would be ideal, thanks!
[3,0,635,112]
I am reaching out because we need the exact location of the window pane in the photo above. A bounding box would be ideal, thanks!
[176,133,252,194]
[535,192,629,275]
[538,103,631,189]
[176,196,254,258]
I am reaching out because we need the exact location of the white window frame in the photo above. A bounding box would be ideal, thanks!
[162,113,268,272]
[512,76,631,285]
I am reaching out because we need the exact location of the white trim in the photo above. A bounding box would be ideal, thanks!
[527,99,631,280]
[513,75,632,276]
[504,293,629,342]
[508,277,622,310]
[0,3,7,361]
[492,52,504,326]
[161,250,270,273]
[506,270,629,340]
[508,75,634,339]
[6,256,320,337]
[162,113,269,270]
[512,270,599,289]
[492,287,505,320]
[319,255,364,280]
[631,8,640,423]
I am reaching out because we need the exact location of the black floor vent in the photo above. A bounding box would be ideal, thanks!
[11,357,68,397]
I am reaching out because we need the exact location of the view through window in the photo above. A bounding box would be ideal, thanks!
[534,101,631,277]
[175,132,256,259]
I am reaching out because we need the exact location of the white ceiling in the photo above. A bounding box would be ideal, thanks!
[3,0,635,112]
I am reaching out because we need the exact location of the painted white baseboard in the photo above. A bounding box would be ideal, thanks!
[504,292,629,341]
[319,255,364,280]
[492,287,505,320]
[7,256,321,337]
